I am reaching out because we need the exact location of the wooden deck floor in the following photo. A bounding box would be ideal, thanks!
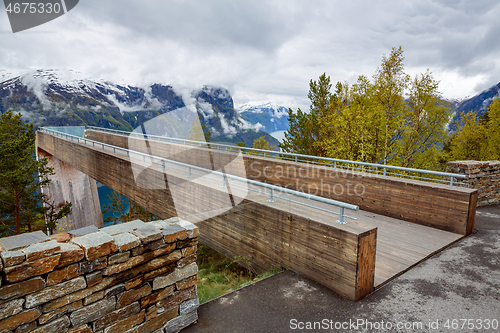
[181,174,463,288]
[353,210,462,286]
[249,192,463,288]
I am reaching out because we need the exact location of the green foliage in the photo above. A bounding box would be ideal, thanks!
[319,77,384,163]
[281,47,453,169]
[391,70,452,168]
[447,98,500,161]
[486,98,500,160]
[43,198,73,234]
[251,136,276,151]
[373,46,411,164]
[196,243,283,304]
[447,112,488,160]
[0,111,72,236]
[280,73,331,156]
[103,189,159,225]
[187,117,211,143]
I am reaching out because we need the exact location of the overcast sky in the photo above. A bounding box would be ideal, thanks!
[1,0,499,110]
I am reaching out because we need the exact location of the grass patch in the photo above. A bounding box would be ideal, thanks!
[196,243,283,304]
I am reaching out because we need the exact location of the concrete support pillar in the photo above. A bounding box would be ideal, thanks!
[37,148,104,233]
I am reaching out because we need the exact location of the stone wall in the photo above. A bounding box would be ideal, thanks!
[447,160,500,206]
[0,218,199,333]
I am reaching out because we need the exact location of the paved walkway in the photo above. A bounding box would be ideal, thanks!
[184,205,500,333]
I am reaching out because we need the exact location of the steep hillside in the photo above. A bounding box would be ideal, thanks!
[452,82,500,122]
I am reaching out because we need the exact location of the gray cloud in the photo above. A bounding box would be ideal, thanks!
[74,1,306,52]
[0,0,499,109]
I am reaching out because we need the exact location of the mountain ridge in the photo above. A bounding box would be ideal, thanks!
[452,81,500,121]
[238,102,290,133]
[1,69,498,143]
[0,69,278,148]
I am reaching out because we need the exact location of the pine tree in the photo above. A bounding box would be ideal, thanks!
[0,111,72,236]
[280,107,316,155]
[280,73,332,156]
[307,73,332,157]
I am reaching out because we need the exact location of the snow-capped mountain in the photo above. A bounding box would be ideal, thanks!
[238,102,289,133]
[452,81,500,123]
[0,71,15,82]
[0,69,278,147]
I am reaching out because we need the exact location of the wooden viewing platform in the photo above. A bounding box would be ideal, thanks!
[36,128,477,301]
[188,185,462,289]
[278,196,463,287]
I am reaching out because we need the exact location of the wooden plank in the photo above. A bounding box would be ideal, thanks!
[289,258,356,301]
[466,191,478,236]
[355,229,377,300]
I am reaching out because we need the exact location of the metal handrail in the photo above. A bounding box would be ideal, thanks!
[85,126,466,187]
[40,127,359,224]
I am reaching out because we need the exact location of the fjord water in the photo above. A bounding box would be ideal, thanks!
[97,183,130,227]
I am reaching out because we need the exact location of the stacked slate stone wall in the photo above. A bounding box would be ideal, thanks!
[0,218,199,333]
[447,160,500,206]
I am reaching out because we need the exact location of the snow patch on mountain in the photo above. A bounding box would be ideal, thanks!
[238,102,289,118]
[237,102,289,133]
[0,70,19,82]
[198,86,231,100]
